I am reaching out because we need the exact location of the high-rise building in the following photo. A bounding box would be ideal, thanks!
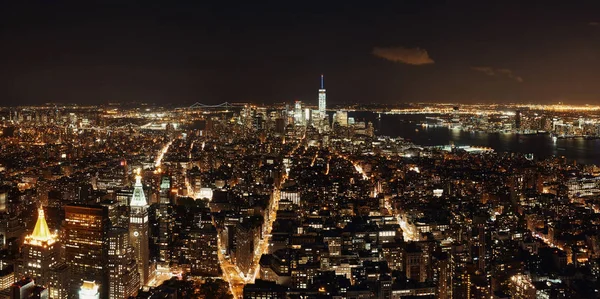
[318,75,326,121]
[107,228,140,299]
[129,171,150,285]
[48,263,68,299]
[16,208,58,288]
[187,224,220,276]
[157,177,173,265]
[294,101,303,125]
[334,111,348,127]
[64,204,110,298]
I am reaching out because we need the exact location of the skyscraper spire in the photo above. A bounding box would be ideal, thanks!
[130,169,148,207]
[318,74,327,127]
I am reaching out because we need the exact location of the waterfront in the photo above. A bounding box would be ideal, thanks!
[350,112,600,165]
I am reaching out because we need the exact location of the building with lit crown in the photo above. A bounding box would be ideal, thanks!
[318,74,326,123]
[16,208,58,289]
[129,170,150,285]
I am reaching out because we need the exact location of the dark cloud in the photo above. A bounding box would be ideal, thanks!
[372,46,434,65]
[471,66,523,82]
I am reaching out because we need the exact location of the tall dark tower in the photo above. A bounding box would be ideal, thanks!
[64,204,110,297]
[129,170,150,285]
[157,176,173,265]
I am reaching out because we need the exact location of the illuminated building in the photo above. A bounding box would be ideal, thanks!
[16,208,58,289]
[186,224,220,276]
[157,176,173,265]
[243,279,287,299]
[433,253,452,299]
[294,101,303,125]
[381,241,404,271]
[509,274,536,299]
[78,281,100,299]
[0,263,14,291]
[64,204,109,297]
[233,218,261,275]
[334,111,348,126]
[404,244,426,282]
[107,228,140,299]
[48,264,68,299]
[318,75,326,122]
[129,171,150,285]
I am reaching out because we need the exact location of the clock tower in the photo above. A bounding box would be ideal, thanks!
[129,169,150,285]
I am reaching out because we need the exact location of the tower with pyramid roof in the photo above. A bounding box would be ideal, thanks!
[16,208,59,288]
[129,169,150,285]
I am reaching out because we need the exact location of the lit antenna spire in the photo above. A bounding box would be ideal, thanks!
[320,74,324,89]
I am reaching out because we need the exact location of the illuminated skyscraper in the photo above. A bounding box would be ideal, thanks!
[157,176,173,265]
[129,170,150,285]
[107,227,140,299]
[318,75,326,121]
[64,204,109,297]
[17,208,58,287]
[294,100,303,125]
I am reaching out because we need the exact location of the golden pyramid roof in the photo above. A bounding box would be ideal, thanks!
[25,208,56,245]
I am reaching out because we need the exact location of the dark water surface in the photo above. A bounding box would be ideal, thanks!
[348,112,600,165]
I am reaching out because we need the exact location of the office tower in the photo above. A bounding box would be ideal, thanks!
[48,264,68,299]
[157,176,173,265]
[107,228,140,299]
[129,171,150,285]
[515,110,521,130]
[433,252,452,299]
[187,224,220,276]
[304,108,310,125]
[318,74,326,120]
[64,204,109,298]
[16,208,58,287]
[275,118,285,135]
[404,243,426,282]
[334,111,348,126]
[78,281,100,299]
[294,101,303,125]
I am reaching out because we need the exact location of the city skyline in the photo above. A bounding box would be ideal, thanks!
[3,2,600,299]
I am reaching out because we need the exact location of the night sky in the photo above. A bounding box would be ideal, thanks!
[2,1,600,106]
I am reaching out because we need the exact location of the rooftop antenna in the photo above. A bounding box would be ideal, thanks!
[320,74,324,89]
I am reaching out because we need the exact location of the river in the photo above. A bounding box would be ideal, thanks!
[347,112,600,165]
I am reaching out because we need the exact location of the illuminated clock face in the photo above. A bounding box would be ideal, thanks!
[134,231,139,237]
